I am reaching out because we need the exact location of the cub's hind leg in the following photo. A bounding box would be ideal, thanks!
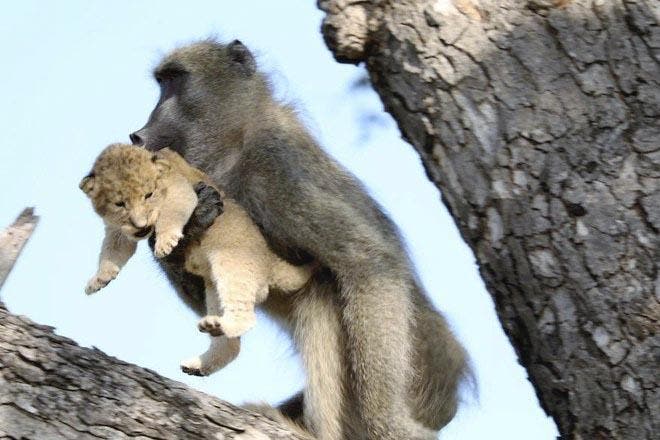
[180,335,240,376]
[200,249,267,338]
[181,281,240,376]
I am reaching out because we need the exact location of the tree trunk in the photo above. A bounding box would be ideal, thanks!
[319,0,659,439]
[0,303,305,440]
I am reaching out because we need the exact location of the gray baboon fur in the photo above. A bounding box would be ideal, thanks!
[131,39,469,440]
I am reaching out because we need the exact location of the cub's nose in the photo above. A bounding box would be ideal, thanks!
[129,131,144,146]
[129,216,147,229]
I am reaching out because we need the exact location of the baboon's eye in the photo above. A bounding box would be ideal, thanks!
[154,64,187,89]
[115,201,125,208]
[145,192,153,200]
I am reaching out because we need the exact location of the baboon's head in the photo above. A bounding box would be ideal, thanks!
[80,144,170,240]
[130,39,266,161]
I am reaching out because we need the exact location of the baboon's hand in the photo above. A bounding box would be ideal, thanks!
[154,230,183,258]
[186,182,224,236]
[85,264,120,294]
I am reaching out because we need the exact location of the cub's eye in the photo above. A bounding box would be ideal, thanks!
[145,192,153,200]
[115,201,125,208]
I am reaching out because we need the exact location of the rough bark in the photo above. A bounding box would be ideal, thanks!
[319,1,659,439]
[0,303,305,439]
[0,208,39,291]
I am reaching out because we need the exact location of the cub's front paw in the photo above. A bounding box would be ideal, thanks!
[85,266,119,295]
[180,356,207,376]
[154,230,183,258]
[198,315,225,336]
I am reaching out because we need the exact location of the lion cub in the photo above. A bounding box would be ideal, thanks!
[80,143,311,376]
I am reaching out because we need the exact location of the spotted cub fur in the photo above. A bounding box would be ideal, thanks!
[80,144,312,375]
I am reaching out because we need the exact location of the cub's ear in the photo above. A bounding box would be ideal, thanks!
[227,39,256,77]
[151,153,171,173]
[79,172,95,195]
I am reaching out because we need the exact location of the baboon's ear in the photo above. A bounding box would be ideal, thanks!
[227,40,256,76]
[152,153,171,173]
[79,173,95,195]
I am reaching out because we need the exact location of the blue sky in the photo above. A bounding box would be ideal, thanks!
[0,1,557,438]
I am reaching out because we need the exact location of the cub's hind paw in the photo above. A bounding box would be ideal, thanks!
[198,315,225,336]
[198,313,256,338]
[154,230,183,258]
[180,357,206,376]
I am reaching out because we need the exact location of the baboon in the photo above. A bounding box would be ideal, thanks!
[130,39,469,440]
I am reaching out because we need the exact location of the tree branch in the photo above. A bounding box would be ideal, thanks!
[0,208,39,291]
[0,303,305,439]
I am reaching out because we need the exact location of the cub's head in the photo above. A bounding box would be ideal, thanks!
[80,143,170,240]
